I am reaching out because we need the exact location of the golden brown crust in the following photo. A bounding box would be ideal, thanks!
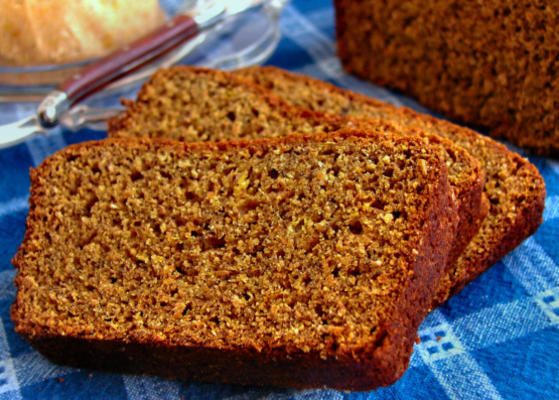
[12,131,458,390]
[398,108,546,299]
[107,66,300,141]
[334,0,559,156]
[235,65,545,305]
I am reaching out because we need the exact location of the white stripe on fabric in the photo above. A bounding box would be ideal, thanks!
[502,237,559,295]
[408,350,423,368]
[0,197,28,219]
[294,390,344,400]
[228,389,344,400]
[0,320,19,396]
[0,104,35,126]
[451,296,551,351]
[417,322,465,363]
[12,352,74,387]
[25,131,66,167]
[305,8,335,32]
[0,359,20,398]
[292,62,345,87]
[0,271,16,301]
[0,317,12,363]
[0,390,22,400]
[544,195,559,220]
[281,6,337,62]
[545,159,559,176]
[534,287,559,326]
[123,375,181,400]
[418,310,503,400]
[431,355,503,400]
[420,307,446,328]
[223,390,294,400]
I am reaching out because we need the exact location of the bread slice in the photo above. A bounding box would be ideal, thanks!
[107,66,486,303]
[235,66,546,302]
[12,131,458,390]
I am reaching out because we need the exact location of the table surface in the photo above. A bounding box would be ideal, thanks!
[0,1,558,399]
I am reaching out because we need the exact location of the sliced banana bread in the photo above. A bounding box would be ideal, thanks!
[107,66,486,302]
[12,131,458,390]
[235,66,546,302]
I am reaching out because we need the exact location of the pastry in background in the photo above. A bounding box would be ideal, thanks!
[0,0,166,67]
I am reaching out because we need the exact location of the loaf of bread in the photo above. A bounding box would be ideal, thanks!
[0,0,165,66]
[108,66,486,304]
[334,0,559,156]
[235,66,546,303]
[12,131,458,390]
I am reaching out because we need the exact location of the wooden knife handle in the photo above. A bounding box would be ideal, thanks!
[59,14,200,103]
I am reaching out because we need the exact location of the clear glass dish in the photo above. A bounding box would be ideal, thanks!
[0,0,284,102]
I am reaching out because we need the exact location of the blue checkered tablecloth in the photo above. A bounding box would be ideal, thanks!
[1,1,558,399]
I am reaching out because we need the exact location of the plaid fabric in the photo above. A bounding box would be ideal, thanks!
[1,1,558,398]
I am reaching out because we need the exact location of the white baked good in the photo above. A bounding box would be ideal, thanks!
[0,0,166,66]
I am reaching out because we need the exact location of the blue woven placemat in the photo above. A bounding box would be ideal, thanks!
[0,1,558,399]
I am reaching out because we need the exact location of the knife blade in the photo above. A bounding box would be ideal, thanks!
[0,106,122,149]
[1,116,43,149]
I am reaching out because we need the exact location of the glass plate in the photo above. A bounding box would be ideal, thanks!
[0,0,284,102]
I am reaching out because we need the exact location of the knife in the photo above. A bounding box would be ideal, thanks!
[0,0,285,149]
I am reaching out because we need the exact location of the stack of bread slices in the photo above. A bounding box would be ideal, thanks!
[11,66,545,391]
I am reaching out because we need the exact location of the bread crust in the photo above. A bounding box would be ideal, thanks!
[334,0,559,156]
[108,66,484,303]
[12,131,458,390]
[235,66,545,305]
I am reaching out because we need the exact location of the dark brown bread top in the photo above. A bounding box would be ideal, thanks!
[235,65,546,302]
[107,66,486,301]
[334,0,559,156]
[12,131,459,390]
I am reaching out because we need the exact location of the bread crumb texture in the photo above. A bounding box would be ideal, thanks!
[13,132,457,390]
[109,66,486,298]
[109,67,318,142]
[236,65,546,303]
